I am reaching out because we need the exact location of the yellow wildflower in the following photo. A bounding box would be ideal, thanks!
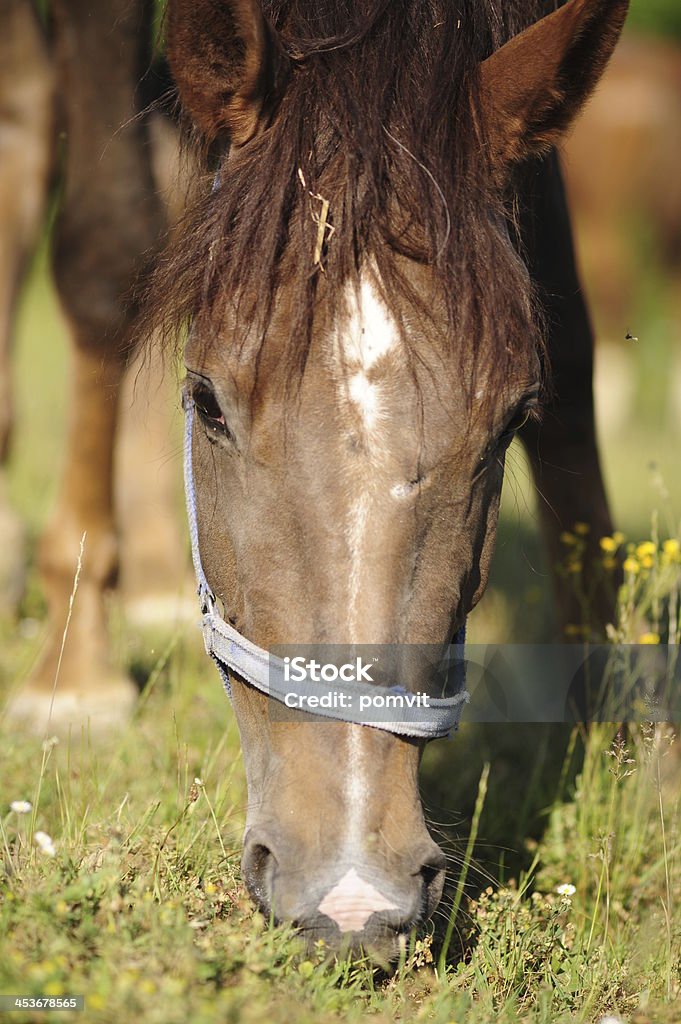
[636,541,656,559]
[623,557,639,575]
[599,536,618,554]
[574,522,590,536]
[640,554,654,570]
[602,557,617,571]
[639,632,660,645]
[612,531,625,545]
[663,538,680,561]
[560,531,577,546]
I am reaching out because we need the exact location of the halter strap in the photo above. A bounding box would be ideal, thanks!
[183,395,468,738]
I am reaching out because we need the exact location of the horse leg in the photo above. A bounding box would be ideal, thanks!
[518,151,617,637]
[6,0,164,733]
[116,110,194,628]
[116,343,194,628]
[0,0,53,614]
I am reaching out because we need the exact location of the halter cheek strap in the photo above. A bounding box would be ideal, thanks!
[183,395,468,739]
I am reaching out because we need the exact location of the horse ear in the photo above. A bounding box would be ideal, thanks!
[166,0,290,147]
[479,0,628,171]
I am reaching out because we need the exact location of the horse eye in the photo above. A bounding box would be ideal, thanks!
[501,406,532,440]
[494,398,540,454]
[192,383,232,439]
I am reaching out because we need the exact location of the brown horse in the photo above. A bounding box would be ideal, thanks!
[0,0,53,612]
[1,0,193,729]
[3,0,627,958]
[150,0,627,956]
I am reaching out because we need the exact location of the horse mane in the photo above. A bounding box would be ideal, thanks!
[146,0,557,397]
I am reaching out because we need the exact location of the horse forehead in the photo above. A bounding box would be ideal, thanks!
[328,276,405,440]
[336,277,400,370]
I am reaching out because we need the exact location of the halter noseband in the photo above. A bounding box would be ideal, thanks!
[183,394,468,739]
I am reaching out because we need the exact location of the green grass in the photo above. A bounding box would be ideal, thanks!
[1,673,679,1022]
[1,246,681,1022]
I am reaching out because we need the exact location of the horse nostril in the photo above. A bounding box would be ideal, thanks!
[241,838,276,914]
[418,847,447,915]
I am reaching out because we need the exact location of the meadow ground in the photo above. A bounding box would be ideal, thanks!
[0,240,680,1024]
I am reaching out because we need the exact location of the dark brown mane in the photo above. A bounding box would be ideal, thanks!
[147,0,558,393]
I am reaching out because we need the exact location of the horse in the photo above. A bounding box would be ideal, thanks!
[0,0,53,614]
[0,0,192,728]
[151,0,627,956]
[2,0,627,959]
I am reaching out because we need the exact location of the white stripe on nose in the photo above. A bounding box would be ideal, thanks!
[318,868,398,932]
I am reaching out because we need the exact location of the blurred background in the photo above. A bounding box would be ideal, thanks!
[473,0,681,642]
[1,0,680,669]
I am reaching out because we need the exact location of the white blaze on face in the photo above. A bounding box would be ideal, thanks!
[348,373,380,431]
[338,276,399,436]
[342,276,398,368]
[318,867,398,932]
[327,724,397,933]
[346,492,370,637]
[344,725,367,851]
[322,280,404,932]
[335,275,401,634]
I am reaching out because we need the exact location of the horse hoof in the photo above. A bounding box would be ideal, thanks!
[2,674,139,738]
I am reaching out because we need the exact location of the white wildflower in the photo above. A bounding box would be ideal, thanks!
[34,831,56,857]
[598,1016,624,1024]
[193,777,204,787]
[556,883,576,897]
[10,801,32,814]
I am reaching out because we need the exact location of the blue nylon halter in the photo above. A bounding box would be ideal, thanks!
[183,394,468,738]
